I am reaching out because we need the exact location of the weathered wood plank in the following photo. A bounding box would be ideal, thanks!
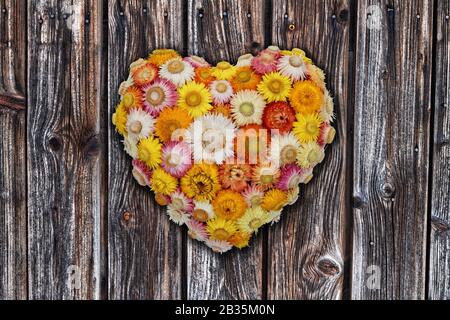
[0,0,27,300]
[429,0,450,300]
[27,0,104,299]
[108,0,185,299]
[186,0,266,299]
[352,0,432,299]
[268,0,350,299]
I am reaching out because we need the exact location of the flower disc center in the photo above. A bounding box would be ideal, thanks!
[146,87,165,105]
[239,102,255,117]
[167,60,185,74]
[186,92,202,106]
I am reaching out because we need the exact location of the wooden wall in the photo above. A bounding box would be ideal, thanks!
[0,0,449,300]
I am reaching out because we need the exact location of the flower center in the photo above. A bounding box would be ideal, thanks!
[167,60,185,74]
[123,93,135,107]
[200,70,211,79]
[249,218,261,230]
[268,79,282,93]
[239,102,255,117]
[171,198,184,210]
[130,121,142,134]
[213,228,230,241]
[261,174,273,184]
[167,153,181,167]
[140,69,153,80]
[146,86,165,106]
[217,61,231,70]
[140,149,151,162]
[289,55,303,68]
[215,82,228,93]
[186,91,202,107]
[280,145,297,163]
[192,209,208,222]
[237,70,251,82]
[306,122,317,134]
[261,53,274,64]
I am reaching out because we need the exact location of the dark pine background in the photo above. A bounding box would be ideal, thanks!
[0,0,449,300]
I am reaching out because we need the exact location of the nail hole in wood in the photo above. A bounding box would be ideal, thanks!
[143,7,148,14]
[247,12,251,18]
[284,13,288,19]
[222,10,228,18]
[2,8,6,14]
[123,212,131,221]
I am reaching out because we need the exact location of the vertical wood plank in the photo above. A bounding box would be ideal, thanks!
[0,0,27,300]
[27,0,104,299]
[107,0,185,299]
[429,0,450,300]
[352,0,433,299]
[268,0,350,299]
[186,0,266,299]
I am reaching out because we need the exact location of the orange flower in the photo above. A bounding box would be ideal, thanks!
[194,66,216,85]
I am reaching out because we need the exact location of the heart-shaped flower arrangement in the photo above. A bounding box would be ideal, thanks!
[112,46,336,253]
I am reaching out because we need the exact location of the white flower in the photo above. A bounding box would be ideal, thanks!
[167,207,190,226]
[123,136,138,159]
[210,80,234,105]
[160,57,195,87]
[236,53,254,67]
[230,90,265,126]
[205,239,233,254]
[125,109,155,142]
[187,114,236,164]
[277,54,308,81]
[270,132,301,166]
[320,90,335,123]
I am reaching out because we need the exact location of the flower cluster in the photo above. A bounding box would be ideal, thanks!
[113,47,335,253]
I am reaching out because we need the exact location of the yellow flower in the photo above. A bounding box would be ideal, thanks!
[181,163,221,201]
[290,80,324,114]
[257,72,291,102]
[237,206,268,234]
[150,167,178,195]
[261,189,288,212]
[138,136,162,169]
[178,81,212,118]
[112,102,128,136]
[155,107,193,142]
[211,61,237,80]
[148,49,180,66]
[293,112,323,143]
[229,231,252,249]
[297,142,325,168]
[206,218,237,241]
[212,190,248,221]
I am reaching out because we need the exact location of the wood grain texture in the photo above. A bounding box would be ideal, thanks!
[0,0,27,300]
[107,0,185,299]
[27,0,104,299]
[267,0,350,299]
[186,0,266,300]
[352,0,432,299]
[428,0,450,300]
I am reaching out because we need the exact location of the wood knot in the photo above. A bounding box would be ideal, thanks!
[288,23,296,31]
[48,136,62,152]
[82,134,100,160]
[352,192,368,209]
[338,9,349,22]
[380,181,395,199]
[317,257,341,277]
